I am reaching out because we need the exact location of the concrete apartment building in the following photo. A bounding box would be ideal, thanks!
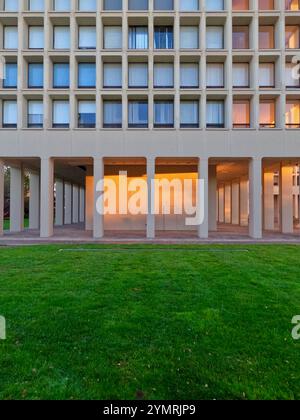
[0,0,300,240]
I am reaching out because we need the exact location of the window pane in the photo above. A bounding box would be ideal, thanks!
[128,101,148,127]
[53,63,70,88]
[154,101,174,127]
[28,63,43,88]
[78,101,96,128]
[103,63,122,87]
[3,100,17,127]
[206,63,224,87]
[103,101,122,127]
[128,27,148,49]
[54,26,70,49]
[232,63,249,87]
[285,63,300,87]
[206,26,223,49]
[180,26,199,49]
[259,0,274,10]
[53,101,69,127]
[154,26,173,49]
[286,101,300,127]
[233,0,249,10]
[286,25,300,49]
[29,0,44,10]
[4,0,19,11]
[128,63,148,87]
[104,27,122,49]
[206,101,224,127]
[104,0,122,10]
[180,101,199,127]
[78,63,96,87]
[259,26,274,49]
[233,101,250,128]
[154,63,174,87]
[180,0,198,11]
[3,63,17,88]
[128,0,148,9]
[154,0,173,10]
[54,0,70,11]
[4,27,18,49]
[286,0,300,11]
[259,63,275,87]
[29,27,44,49]
[260,101,276,127]
[233,26,249,49]
[28,100,43,127]
[78,0,96,11]
[180,63,199,88]
[206,0,223,10]
[79,27,96,49]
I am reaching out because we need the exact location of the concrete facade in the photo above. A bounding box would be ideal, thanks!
[0,1,299,240]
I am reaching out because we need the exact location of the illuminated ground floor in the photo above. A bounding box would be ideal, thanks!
[0,157,299,242]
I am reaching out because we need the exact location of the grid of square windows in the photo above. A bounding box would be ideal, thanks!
[1,1,300,130]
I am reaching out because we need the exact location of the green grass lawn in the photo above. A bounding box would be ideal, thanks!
[0,244,299,400]
[4,219,29,230]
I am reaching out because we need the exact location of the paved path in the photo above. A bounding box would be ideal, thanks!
[0,224,299,245]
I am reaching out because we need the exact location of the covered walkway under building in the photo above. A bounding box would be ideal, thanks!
[0,156,299,244]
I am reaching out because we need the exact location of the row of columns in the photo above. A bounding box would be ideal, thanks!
[40,162,85,237]
[54,180,85,227]
[0,159,85,238]
[218,164,299,235]
[217,179,246,227]
[264,165,299,234]
[215,159,262,238]
[87,157,262,240]
[3,157,296,240]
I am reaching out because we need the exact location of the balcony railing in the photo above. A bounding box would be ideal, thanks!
[78,113,96,128]
[28,114,43,128]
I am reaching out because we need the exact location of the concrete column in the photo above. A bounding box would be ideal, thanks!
[293,180,299,220]
[79,187,85,223]
[85,170,93,230]
[264,172,275,231]
[218,186,225,223]
[64,182,72,225]
[10,165,24,233]
[55,179,64,226]
[240,178,249,226]
[93,158,104,238]
[281,165,294,234]
[72,185,79,224]
[232,182,240,225]
[0,161,4,236]
[29,172,40,230]
[208,165,217,231]
[198,158,209,239]
[249,158,262,239]
[224,183,232,224]
[147,158,155,239]
[40,158,54,238]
